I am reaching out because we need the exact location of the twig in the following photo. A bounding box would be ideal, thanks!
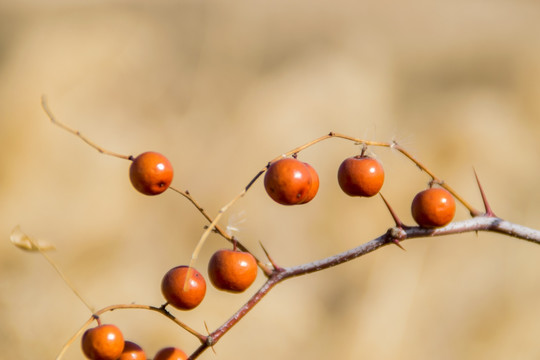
[41,96,132,160]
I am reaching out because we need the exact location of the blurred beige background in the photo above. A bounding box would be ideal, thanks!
[1,1,540,359]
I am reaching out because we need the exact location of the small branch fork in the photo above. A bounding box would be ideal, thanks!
[39,99,540,359]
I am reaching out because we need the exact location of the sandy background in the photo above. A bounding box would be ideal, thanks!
[1,1,540,359]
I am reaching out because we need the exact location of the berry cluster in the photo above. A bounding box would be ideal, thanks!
[263,154,455,228]
[82,323,188,360]
[82,250,258,359]
[77,148,262,359]
[40,100,475,360]
[81,144,458,359]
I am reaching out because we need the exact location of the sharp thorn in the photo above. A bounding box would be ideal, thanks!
[259,241,283,272]
[473,168,496,217]
[393,239,406,251]
[379,193,405,228]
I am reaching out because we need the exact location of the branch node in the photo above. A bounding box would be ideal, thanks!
[386,227,407,250]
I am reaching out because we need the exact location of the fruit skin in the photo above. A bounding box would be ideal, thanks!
[264,158,313,205]
[208,249,258,293]
[154,347,188,360]
[299,162,319,204]
[161,266,206,310]
[337,155,384,197]
[81,324,125,360]
[118,341,146,360]
[411,187,456,228]
[129,151,173,195]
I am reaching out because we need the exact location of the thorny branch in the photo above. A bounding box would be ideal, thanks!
[187,216,540,359]
[36,99,540,359]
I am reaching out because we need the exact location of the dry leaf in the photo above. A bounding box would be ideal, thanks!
[10,225,55,252]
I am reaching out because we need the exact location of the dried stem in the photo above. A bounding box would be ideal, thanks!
[41,96,132,160]
[38,247,95,313]
[389,142,479,215]
[169,186,272,276]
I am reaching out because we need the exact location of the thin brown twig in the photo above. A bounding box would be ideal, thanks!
[169,186,272,276]
[390,142,479,215]
[41,96,132,160]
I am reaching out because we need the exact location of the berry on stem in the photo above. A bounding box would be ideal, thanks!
[81,324,125,360]
[161,266,206,310]
[117,341,146,360]
[154,347,188,360]
[264,158,316,205]
[411,187,456,228]
[129,151,173,195]
[337,155,384,197]
[208,249,258,293]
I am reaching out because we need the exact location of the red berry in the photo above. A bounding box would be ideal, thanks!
[411,187,456,228]
[81,324,125,360]
[208,249,258,293]
[337,155,384,197]
[161,266,206,310]
[299,162,319,204]
[129,151,173,195]
[264,158,316,205]
[117,341,146,360]
[154,347,188,360]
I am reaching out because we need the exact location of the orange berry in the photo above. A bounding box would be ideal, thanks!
[411,187,456,228]
[208,249,258,293]
[264,158,315,205]
[161,266,206,310]
[299,162,319,204]
[129,151,173,195]
[81,324,124,360]
[337,155,384,197]
[117,341,146,360]
[154,347,188,360]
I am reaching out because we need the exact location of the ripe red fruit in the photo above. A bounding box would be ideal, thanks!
[154,347,188,360]
[264,158,317,205]
[337,155,384,197]
[129,151,173,195]
[161,266,206,310]
[81,324,125,360]
[118,341,146,360]
[411,187,456,228]
[208,249,258,293]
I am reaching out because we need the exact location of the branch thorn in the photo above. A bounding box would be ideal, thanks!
[473,168,496,217]
[392,239,406,251]
[379,193,406,229]
[203,321,216,354]
[259,241,283,273]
